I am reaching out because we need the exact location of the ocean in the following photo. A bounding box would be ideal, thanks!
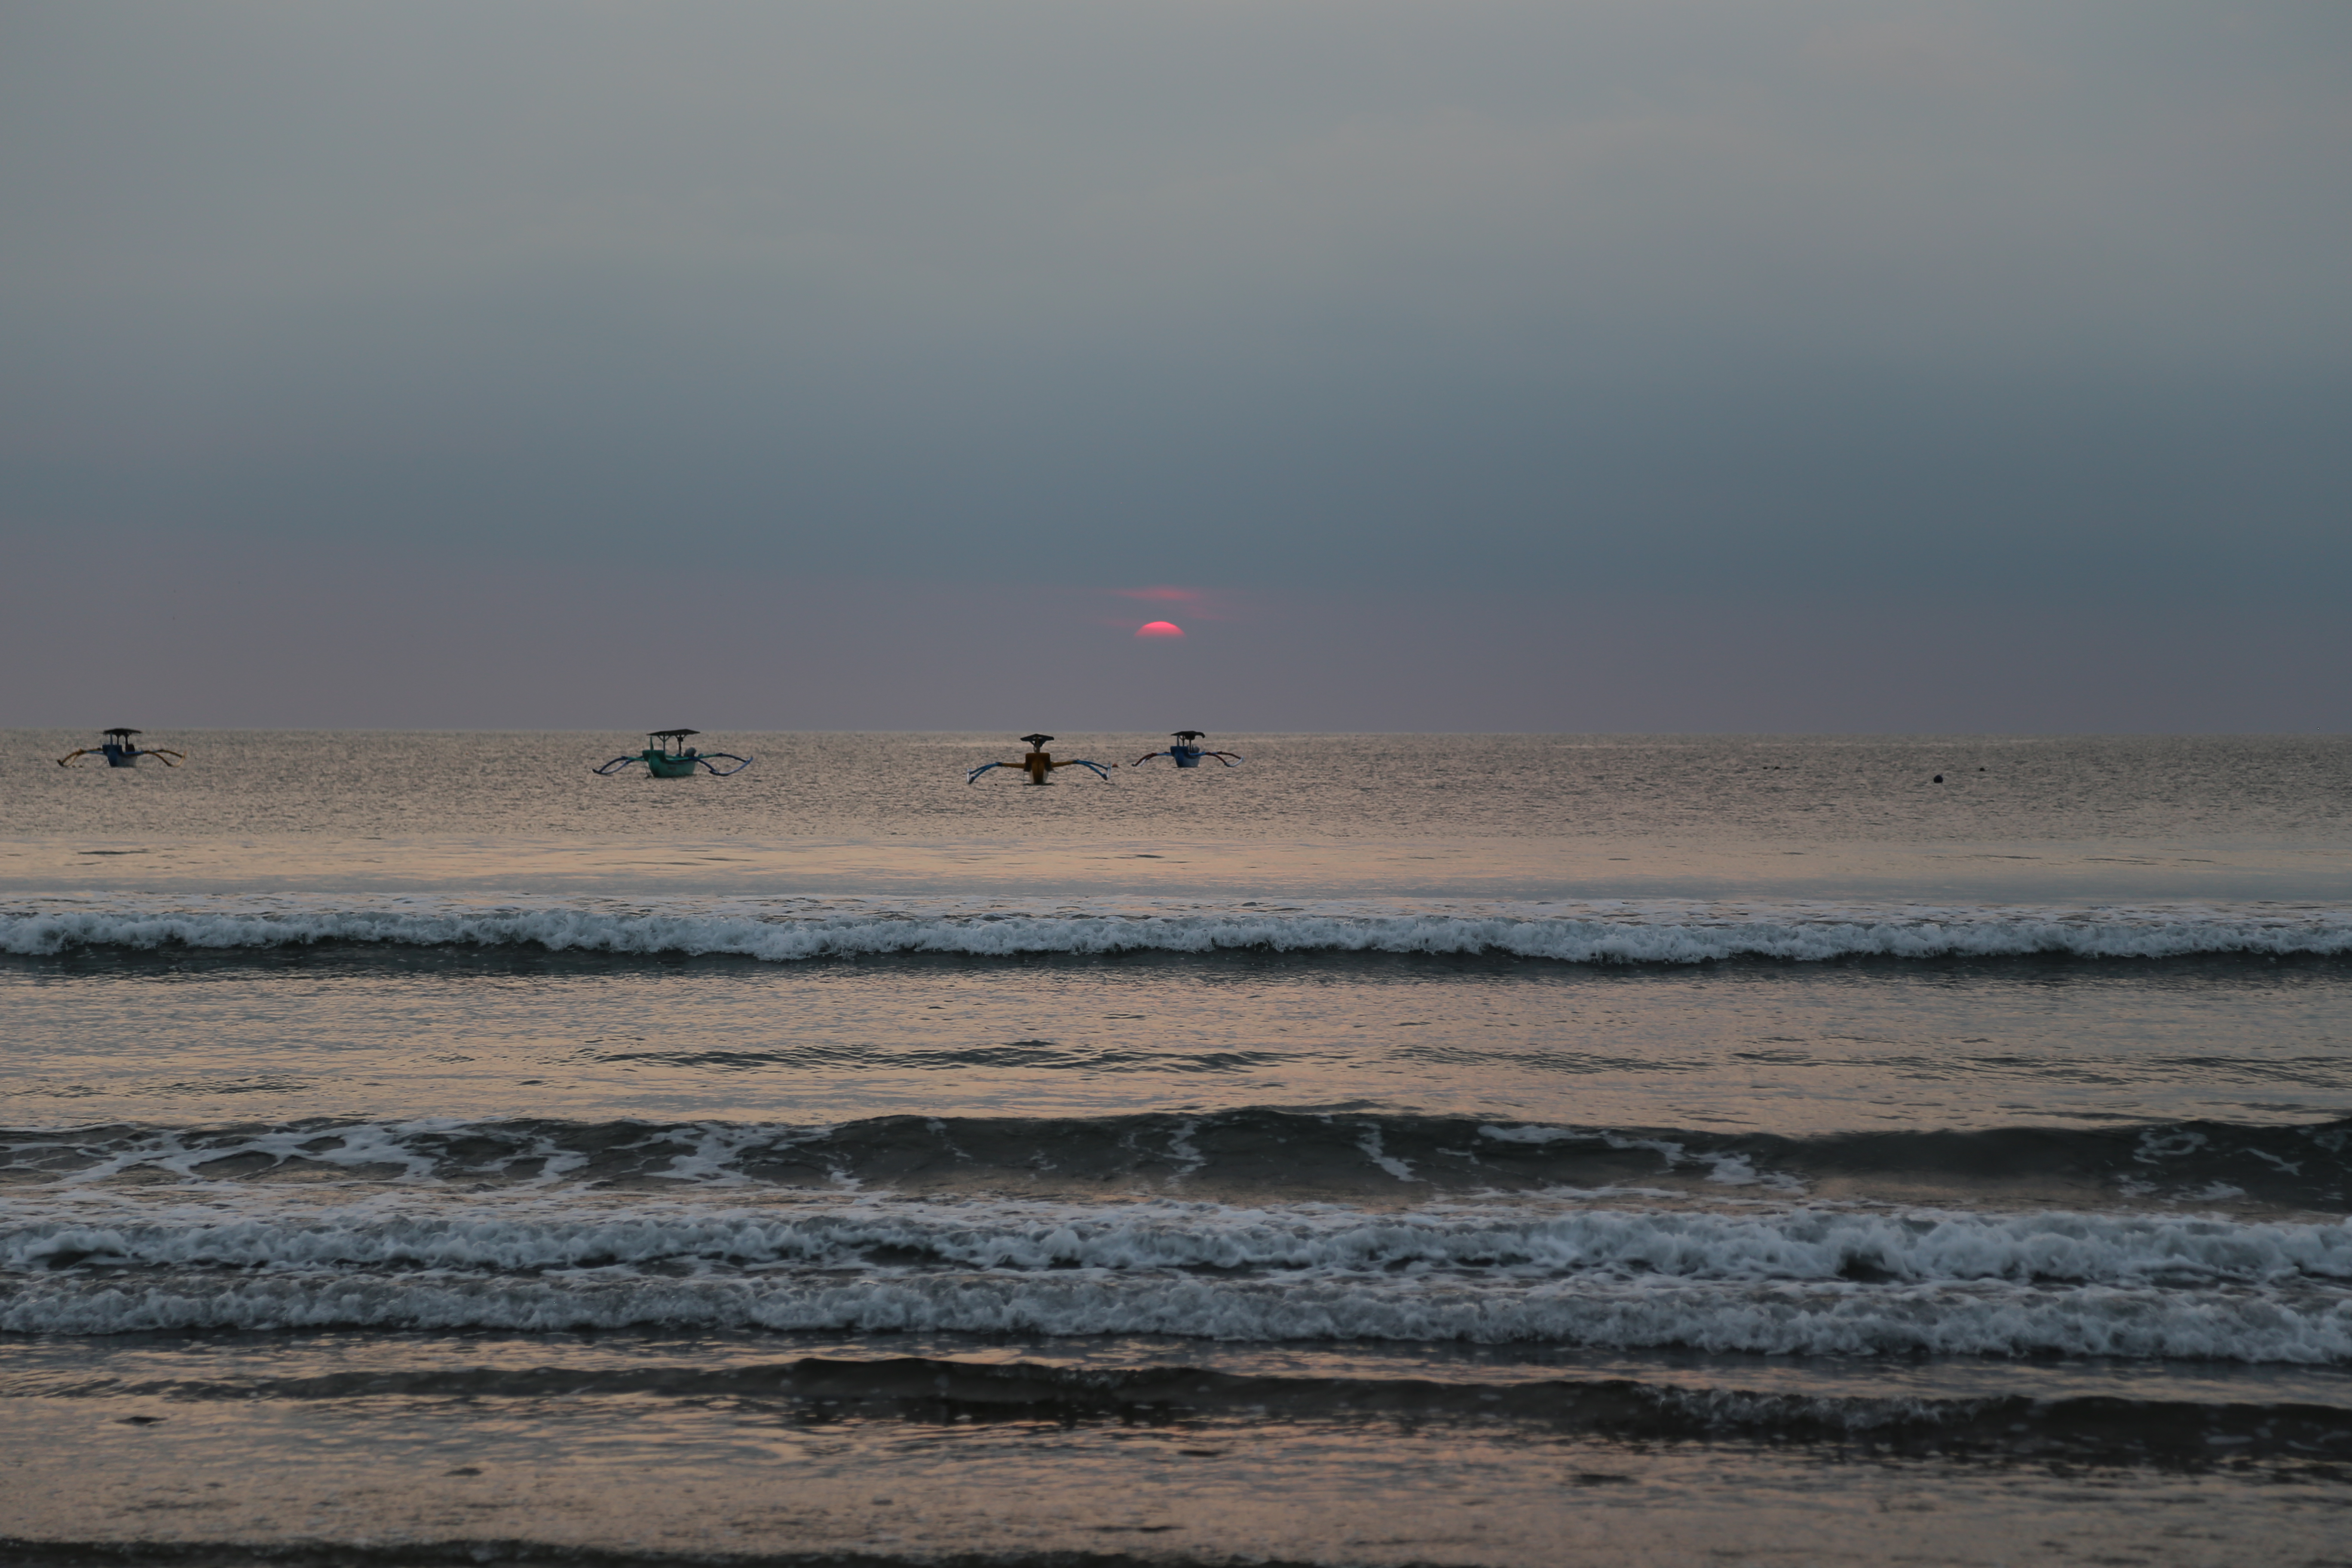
[4,730,2350,1565]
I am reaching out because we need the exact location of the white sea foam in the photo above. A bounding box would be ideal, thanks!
[11,1184,2352,1359]
[9,1196,2351,1288]
[7,1261,2350,1363]
[8,895,2352,965]
[1480,1127,1801,1190]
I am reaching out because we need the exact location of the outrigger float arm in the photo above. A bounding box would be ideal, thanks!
[55,745,183,766]
[592,756,643,775]
[695,753,753,775]
[1129,749,1243,767]
[967,756,1115,784]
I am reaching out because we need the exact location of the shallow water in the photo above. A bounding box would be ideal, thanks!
[4,731,2351,1564]
[10,946,2352,1131]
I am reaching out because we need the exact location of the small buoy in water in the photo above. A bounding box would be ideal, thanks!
[1932,774,1945,783]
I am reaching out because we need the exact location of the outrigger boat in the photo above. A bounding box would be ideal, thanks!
[57,729,183,768]
[1131,730,1242,769]
[594,729,753,778]
[967,733,1114,785]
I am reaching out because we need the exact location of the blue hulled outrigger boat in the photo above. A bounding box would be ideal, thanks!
[594,729,753,778]
[57,729,183,768]
[1130,730,1241,769]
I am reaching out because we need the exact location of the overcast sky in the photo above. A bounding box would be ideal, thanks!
[4,0,2347,731]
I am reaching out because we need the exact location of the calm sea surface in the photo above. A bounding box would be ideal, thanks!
[5,731,2351,1565]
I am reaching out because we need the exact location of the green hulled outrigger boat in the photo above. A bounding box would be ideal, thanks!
[593,729,752,778]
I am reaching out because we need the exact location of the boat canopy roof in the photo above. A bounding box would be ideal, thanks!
[103,728,141,738]
[649,728,700,739]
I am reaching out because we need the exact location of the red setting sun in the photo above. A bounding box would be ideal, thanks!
[1135,621,1185,639]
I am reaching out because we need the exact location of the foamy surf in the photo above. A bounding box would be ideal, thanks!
[10,1196,2352,1287]
[8,1123,2352,1361]
[8,894,2352,964]
[8,1237,2352,1363]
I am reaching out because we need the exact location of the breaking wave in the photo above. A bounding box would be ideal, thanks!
[6,1199,2352,1362]
[7,1115,2352,1362]
[11,1200,2352,1287]
[8,1111,2350,1209]
[8,897,2352,965]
